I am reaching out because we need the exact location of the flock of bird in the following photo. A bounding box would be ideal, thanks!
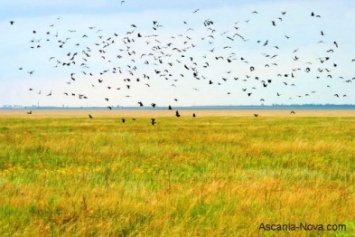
[9,5,354,125]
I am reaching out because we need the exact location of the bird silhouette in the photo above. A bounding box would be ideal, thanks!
[175,110,181,117]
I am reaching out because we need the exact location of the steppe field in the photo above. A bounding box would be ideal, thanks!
[0,110,354,236]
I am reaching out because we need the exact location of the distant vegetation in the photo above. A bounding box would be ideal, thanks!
[1,104,355,110]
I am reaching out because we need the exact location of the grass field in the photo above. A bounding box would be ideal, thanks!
[0,110,354,236]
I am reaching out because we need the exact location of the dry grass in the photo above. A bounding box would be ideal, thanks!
[0,112,354,236]
[1,109,354,118]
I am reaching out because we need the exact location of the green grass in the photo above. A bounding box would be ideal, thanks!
[0,115,354,236]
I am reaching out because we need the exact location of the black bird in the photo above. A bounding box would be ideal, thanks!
[10,21,14,25]
[27,110,32,115]
[168,105,172,110]
[88,114,93,119]
[138,101,143,106]
[254,114,259,117]
[151,103,156,108]
[122,118,126,123]
[175,110,181,117]
[151,118,156,125]
[290,111,296,114]
[192,113,196,117]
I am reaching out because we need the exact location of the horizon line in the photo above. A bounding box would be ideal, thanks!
[1,104,355,110]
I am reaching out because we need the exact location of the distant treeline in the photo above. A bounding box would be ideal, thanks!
[1,104,355,110]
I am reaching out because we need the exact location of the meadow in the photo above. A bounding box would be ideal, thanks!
[0,110,354,236]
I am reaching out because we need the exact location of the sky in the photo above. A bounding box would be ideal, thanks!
[0,0,354,107]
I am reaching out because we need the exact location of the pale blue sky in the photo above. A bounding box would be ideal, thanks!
[0,0,354,107]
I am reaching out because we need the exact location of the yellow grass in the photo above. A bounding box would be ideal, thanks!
[1,109,355,118]
[0,110,354,236]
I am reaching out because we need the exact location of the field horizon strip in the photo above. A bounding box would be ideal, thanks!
[1,109,355,118]
[0,112,354,236]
